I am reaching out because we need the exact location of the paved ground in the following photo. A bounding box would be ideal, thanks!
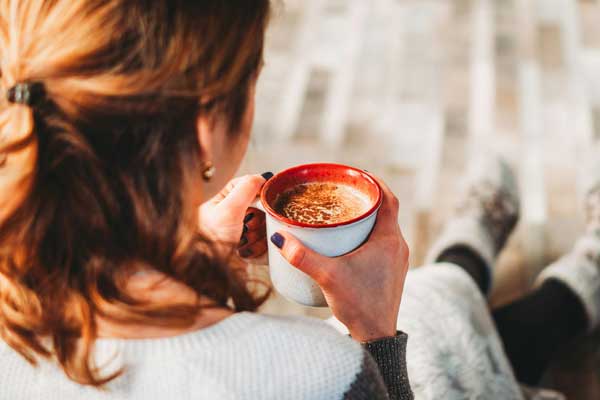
[239,1,600,397]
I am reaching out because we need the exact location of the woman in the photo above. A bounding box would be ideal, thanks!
[0,1,595,399]
[0,1,411,399]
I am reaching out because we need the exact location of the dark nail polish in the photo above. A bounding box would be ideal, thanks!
[239,236,248,247]
[244,213,255,224]
[243,225,249,234]
[363,169,370,173]
[270,233,285,249]
[239,248,253,258]
[261,172,274,181]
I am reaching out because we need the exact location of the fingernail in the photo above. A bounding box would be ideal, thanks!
[363,169,370,173]
[244,213,255,224]
[239,236,248,247]
[243,225,249,234]
[239,248,253,258]
[270,233,285,249]
[261,172,274,181]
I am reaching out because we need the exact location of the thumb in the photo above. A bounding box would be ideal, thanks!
[218,175,265,213]
[270,232,331,285]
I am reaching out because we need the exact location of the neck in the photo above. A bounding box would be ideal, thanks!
[96,271,234,339]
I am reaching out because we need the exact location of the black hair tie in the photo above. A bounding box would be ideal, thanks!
[6,82,45,106]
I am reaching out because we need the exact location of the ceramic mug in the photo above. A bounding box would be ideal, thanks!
[254,163,383,307]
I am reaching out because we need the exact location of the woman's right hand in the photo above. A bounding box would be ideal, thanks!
[270,176,410,342]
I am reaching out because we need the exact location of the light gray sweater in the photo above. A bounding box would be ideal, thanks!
[0,312,412,400]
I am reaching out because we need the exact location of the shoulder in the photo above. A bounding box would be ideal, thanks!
[238,313,363,360]
[204,313,367,399]
[233,313,364,367]
[0,340,23,363]
[0,340,42,398]
[241,313,353,340]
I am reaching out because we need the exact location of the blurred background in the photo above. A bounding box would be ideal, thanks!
[239,0,600,397]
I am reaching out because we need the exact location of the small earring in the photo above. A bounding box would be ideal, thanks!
[202,161,216,182]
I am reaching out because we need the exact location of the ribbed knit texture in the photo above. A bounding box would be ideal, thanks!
[0,312,411,400]
[364,332,413,400]
[398,264,525,399]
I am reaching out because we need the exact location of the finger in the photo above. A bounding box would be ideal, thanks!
[218,175,266,214]
[270,231,332,285]
[367,174,399,218]
[240,228,266,246]
[366,174,401,238]
[238,239,268,259]
[208,176,247,204]
[243,209,266,230]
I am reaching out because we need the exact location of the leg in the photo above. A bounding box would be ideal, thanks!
[437,241,588,384]
[439,241,587,385]
[492,279,588,385]
[426,156,580,385]
[428,155,520,296]
[437,244,589,386]
[494,176,600,384]
[330,263,527,399]
[498,182,600,385]
[437,246,490,293]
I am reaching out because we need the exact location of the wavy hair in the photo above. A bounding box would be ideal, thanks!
[0,0,270,386]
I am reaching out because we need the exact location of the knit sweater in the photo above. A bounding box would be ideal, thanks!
[0,312,413,400]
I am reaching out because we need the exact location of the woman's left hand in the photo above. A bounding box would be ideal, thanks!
[198,174,268,260]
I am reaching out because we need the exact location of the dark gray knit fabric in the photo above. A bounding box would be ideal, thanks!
[343,332,413,400]
[365,332,413,400]
[343,351,389,400]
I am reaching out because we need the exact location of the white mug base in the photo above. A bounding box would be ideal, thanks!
[268,246,328,306]
[265,211,379,307]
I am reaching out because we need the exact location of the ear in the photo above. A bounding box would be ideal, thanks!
[196,113,214,162]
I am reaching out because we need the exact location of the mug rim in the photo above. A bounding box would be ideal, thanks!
[260,163,383,229]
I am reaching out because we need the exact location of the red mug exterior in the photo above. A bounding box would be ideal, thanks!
[260,163,383,229]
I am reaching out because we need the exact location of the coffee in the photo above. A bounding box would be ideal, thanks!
[273,182,371,225]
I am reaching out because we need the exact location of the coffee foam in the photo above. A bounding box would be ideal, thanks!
[273,182,372,225]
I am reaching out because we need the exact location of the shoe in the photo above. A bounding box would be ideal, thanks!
[425,155,520,294]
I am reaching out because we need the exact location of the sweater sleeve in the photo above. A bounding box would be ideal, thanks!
[343,332,414,400]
